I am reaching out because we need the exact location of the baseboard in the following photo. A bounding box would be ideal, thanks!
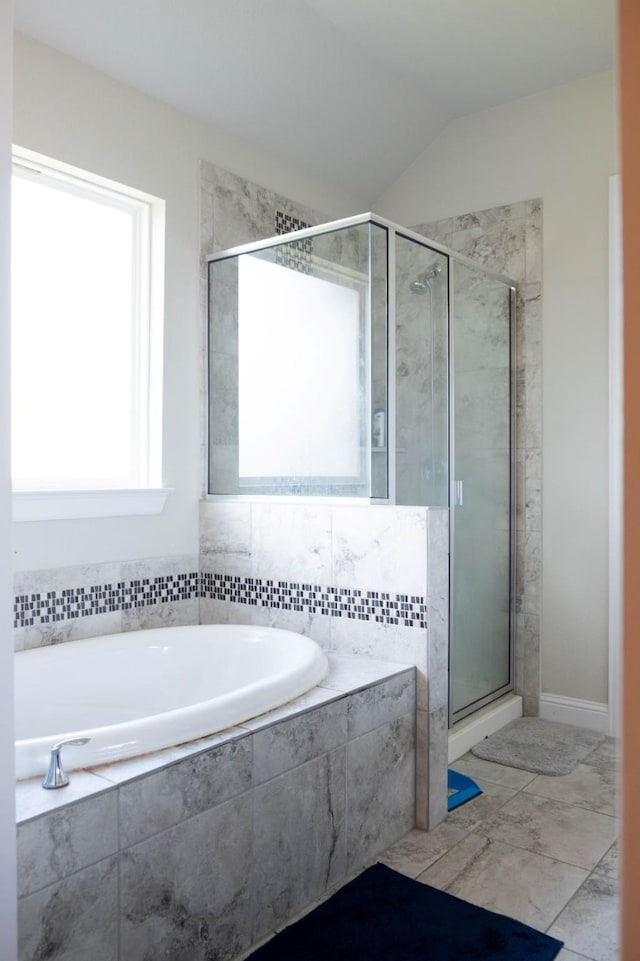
[539,693,609,734]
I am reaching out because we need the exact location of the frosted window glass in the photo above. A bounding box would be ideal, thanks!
[238,256,362,480]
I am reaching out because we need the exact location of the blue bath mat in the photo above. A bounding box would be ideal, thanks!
[247,863,563,960]
[448,768,482,811]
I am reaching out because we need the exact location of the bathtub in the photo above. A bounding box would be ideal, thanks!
[14,623,329,780]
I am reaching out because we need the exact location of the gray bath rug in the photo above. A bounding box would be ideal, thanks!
[471,718,605,776]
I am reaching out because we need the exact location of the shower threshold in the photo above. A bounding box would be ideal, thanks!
[448,693,523,764]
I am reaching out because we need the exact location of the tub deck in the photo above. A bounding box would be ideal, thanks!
[17,652,416,961]
[17,650,414,823]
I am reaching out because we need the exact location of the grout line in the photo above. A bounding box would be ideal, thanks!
[541,874,590,937]
[521,784,619,820]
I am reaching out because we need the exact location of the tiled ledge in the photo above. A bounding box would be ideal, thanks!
[16,652,413,825]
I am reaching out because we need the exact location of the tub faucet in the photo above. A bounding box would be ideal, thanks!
[42,737,91,789]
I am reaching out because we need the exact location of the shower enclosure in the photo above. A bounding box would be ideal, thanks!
[207,214,516,727]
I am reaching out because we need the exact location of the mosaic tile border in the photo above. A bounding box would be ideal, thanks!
[13,573,199,629]
[14,571,427,631]
[201,572,427,629]
[274,209,313,274]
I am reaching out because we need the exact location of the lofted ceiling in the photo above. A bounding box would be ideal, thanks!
[13,0,615,204]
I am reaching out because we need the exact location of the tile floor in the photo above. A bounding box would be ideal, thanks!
[379,739,620,961]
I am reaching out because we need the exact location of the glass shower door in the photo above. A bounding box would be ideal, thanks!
[449,262,514,723]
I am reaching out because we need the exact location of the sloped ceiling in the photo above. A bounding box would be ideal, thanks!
[13,0,615,203]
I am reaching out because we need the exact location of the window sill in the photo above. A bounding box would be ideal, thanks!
[12,488,173,522]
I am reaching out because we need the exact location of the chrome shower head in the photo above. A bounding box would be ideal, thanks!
[409,263,442,293]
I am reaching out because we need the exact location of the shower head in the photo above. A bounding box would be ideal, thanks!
[409,263,442,293]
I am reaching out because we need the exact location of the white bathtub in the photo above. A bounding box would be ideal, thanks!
[14,624,329,780]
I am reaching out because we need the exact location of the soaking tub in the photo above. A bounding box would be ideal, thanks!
[14,623,329,780]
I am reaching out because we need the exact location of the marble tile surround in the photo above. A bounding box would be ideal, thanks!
[200,498,449,829]
[17,657,415,961]
[13,555,200,652]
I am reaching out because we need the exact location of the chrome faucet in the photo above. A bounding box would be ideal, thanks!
[42,737,91,789]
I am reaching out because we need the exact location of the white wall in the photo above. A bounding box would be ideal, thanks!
[1,4,17,958]
[12,33,362,573]
[377,71,616,705]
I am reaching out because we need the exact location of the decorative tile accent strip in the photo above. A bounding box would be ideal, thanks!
[14,571,426,631]
[13,573,200,629]
[201,572,427,629]
[274,210,313,274]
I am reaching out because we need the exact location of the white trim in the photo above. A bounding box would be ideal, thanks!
[11,146,166,492]
[609,174,623,738]
[539,693,609,734]
[12,488,172,522]
[448,693,523,763]
[0,7,17,957]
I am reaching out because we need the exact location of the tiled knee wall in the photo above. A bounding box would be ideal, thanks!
[17,670,415,961]
[13,503,449,831]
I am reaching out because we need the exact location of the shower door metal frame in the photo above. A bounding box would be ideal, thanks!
[206,212,518,727]
[447,267,517,728]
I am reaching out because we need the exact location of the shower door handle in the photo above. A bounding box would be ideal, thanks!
[452,480,463,507]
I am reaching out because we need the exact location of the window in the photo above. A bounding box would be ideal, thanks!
[237,254,363,482]
[11,148,168,520]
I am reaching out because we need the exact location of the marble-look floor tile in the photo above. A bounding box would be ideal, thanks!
[22,610,123,650]
[89,725,248,785]
[427,508,449,597]
[252,698,347,784]
[524,761,618,816]
[331,504,427,597]
[583,738,619,772]
[378,823,468,879]
[120,794,253,961]
[227,599,332,648]
[592,838,619,881]
[199,595,230,624]
[346,713,415,872]
[346,671,415,740]
[200,499,251,559]
[329,619,426,705]
[556,950,597,960]
[250,502,332,584]
[548,874,619,961]
[252,749,346,940]
[417,834,587,932]
[16,770,115,824]
[481,793,619,870]
[428,705,449,830]
[119,737,253,846]
[445,776,517,832]
[426,593,449,713]
[18,791,118,898]
[121,596,199,632]
[320,654,411,693]
[451,752,538,790]
[19,855,119,961]
[238,685,342,731]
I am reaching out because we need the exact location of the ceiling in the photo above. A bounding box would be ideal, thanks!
[13,0,615,204]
